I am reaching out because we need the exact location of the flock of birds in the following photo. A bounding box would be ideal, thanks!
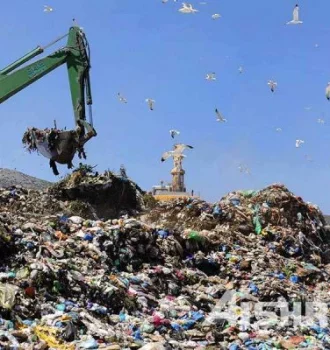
[114,3,330,171]
[41,2,330,175]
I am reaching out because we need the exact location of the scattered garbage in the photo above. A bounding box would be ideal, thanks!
[0,182,329,348]
[22,127,67,154]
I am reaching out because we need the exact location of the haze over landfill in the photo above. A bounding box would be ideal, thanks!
[1,1,330,210]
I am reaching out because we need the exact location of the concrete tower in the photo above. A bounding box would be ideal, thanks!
[171,154,186,192]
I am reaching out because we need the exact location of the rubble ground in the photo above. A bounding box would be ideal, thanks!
[0,179,330,349]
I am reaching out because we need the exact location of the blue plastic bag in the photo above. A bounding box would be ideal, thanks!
[290,275,299,283]
[171,322,181,331]
[84,233,94,241]
[278,273,285,280]
[119,311,126,322]
[157,230,169,239]
[249,282,259,294]
[191,311,204,322]
[133,329,143,340]
[182,320,196,330]
[229,344,240,350]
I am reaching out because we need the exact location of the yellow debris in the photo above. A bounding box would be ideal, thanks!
[153,194,193,201]
[35,326,75,350]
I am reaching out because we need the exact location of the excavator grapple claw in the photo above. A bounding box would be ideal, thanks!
[36,130,78,163]
[1,26,97,175]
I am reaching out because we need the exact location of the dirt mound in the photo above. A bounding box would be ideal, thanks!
[0,168,51,190]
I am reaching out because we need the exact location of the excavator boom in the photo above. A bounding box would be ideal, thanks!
[0,25,97,174]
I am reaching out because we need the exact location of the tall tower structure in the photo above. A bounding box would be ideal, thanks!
[171,154,186,192]
[152,143,196,200]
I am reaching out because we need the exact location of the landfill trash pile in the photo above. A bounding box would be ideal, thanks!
[143,183,330,263]
[0,169,145,221]
[50,168,145,220]
[0,183,330,348]
[22,128,66,154]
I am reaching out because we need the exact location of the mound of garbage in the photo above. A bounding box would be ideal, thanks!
[50,167,145,219]
[0,182,330,349]
[143,184,330,264]
[0,168,145,221]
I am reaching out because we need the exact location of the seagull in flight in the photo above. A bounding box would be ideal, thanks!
[215,108,227,122]
[317,118,325,124]
[296,139,305,148]
[206,72,216,81]
[238,164,251,175]
[238,66,244,74]
[173,143,193,153]
[275,127,282,132]
[117,93,127,104]
[286,4,303,25]
[169,129,180,139]
[268,80,277,92]
[326,82,330,100]
[44,5,53,12]
[179,3,198,14]
[212,14,221,20]
[161,151,186,162]
[146,98,155,110]
[161,144,193,162]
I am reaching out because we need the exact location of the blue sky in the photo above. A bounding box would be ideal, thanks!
[1,1,330,210]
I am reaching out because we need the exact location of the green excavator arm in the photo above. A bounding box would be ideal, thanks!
[0,25,97,174]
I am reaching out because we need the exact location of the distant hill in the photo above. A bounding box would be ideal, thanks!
[0,168,51,190]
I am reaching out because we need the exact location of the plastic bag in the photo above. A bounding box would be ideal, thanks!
[187,231,204,242]
[0,283,18,309]
[253,216,262,234]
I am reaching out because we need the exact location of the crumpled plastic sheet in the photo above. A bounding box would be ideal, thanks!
[0,283,18,309]
[22,127,64,154]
